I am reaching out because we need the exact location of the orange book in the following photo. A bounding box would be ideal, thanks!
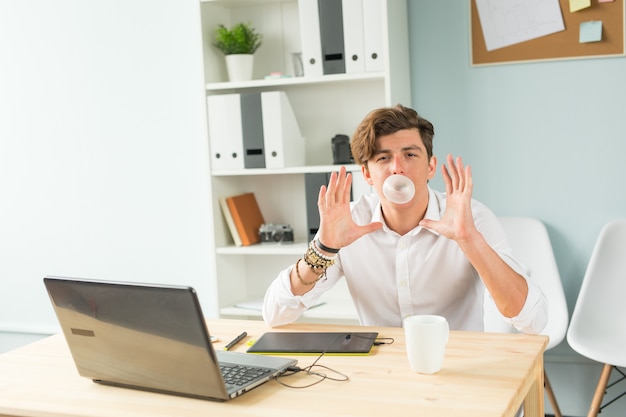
[225,192,265,246]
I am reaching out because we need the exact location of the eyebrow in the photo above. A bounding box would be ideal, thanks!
[373,145,424,156]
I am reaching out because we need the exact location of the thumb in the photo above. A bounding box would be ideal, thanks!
[360,222,383,235]
[418,219,436,230]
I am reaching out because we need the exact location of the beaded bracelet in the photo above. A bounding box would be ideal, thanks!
[295,258,325,286]
[311,239,335,261]
[304,240,336,270]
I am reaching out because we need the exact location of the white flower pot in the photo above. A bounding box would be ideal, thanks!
[225,54,254,82]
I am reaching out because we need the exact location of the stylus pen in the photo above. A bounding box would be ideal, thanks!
[223,331,247,351]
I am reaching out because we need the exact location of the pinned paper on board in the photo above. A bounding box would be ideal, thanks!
[471,0,625,65]
[580,21,603,43]
[475,0,565,51]
[570,0,591,12]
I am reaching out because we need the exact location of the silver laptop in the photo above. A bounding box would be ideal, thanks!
[43,276,297,401]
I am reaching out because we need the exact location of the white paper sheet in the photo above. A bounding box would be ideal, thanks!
[475,0,565,51]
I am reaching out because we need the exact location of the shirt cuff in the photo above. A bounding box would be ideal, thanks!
[507,280,548,334]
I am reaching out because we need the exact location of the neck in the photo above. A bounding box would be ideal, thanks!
[381,198,428,236]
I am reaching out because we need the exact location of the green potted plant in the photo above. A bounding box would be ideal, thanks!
[213,22,262,82]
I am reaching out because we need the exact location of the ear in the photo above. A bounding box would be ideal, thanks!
[361,164,373,185]
[427,155,437,180]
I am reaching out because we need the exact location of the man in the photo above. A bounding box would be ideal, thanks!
[262,105,547,333]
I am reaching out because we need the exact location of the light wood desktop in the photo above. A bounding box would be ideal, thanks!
[0,319,547,417]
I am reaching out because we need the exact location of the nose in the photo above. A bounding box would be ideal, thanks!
[390,154,405,174]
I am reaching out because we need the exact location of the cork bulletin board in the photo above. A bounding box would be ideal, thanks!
[471,0,625,66]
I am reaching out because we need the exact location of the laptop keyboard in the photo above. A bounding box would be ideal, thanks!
[220,364,272,387]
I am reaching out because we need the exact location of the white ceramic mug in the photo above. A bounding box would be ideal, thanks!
[403,315,449,374]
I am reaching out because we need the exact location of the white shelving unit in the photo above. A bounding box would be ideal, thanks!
[199,0,411,323]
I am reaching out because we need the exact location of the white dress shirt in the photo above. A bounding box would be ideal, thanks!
[262,188,548,333]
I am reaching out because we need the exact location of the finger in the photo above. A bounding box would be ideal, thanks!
[336,166,346,195]
[360,221,383,235]
[325,171,339,205]
[441,164,453,195]
[465,165,473,194]
[446,154,459,189]
[455,156,465,191]
[318,184,328,210]
[339,171,353,204]
[332,166,351,204]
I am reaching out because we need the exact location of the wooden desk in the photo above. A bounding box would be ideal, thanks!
[0,319,547,417]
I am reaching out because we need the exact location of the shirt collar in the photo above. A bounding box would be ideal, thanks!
[372,187,442,236]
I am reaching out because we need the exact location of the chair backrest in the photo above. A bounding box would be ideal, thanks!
[566,219,626,367]
[484,217,569,350]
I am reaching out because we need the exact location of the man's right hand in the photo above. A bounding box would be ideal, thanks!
[316,166,382,252]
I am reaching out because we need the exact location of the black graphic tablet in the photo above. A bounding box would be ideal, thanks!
[247,332,379,356]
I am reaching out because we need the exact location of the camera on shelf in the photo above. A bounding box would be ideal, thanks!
[259,223,294,244]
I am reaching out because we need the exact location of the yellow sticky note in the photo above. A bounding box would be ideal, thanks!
[570,0,591,12]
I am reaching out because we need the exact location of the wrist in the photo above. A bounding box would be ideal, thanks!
[316,239,340,254]
[304,240,336,270]
[294,258,325,286]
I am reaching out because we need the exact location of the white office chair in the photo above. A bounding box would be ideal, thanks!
[484,217,569,417]
[566,218,626,417]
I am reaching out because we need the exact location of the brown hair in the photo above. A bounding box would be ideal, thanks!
[350,104,434,166]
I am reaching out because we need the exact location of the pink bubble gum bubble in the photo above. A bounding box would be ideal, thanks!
[382,175,415,204]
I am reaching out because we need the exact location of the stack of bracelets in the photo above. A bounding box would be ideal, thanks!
[295,239,340,286]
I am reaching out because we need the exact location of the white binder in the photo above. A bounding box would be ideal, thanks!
[298,0,324,77]
[362,0,384,72]
[207,94,245,171]
[342,0,365,74]
[261,92,305,169]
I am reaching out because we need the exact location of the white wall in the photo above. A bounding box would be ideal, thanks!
[2,1,625,414]
[0,0,217,335]
[408,2,626,416]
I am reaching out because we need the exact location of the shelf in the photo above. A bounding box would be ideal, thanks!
[206,72,384,92]
[220,280,360,324]
[201,0,286,6]
[203,0,409,323]
[212,164,361,177]
[220,304,359,324]
[217,242,307,255]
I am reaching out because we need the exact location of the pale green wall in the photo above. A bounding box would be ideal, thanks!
[409,0,626,315]
[408,2,626,416]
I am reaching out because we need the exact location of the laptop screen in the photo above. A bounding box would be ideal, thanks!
[44,276,229,399]
[46,278,209,346]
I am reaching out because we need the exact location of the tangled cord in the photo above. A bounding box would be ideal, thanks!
[274,351,349,389]
[274,336,394,389]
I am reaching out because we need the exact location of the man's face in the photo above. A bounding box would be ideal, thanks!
[362,129,436,205]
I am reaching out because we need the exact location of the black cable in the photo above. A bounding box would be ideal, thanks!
[374,337,395,345]
[275,333,394,389]
[275,334,349,389]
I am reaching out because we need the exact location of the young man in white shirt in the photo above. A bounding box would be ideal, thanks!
[262,105,547,333]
